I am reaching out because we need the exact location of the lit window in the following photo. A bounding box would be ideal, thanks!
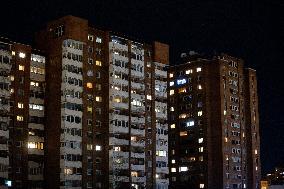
[198,111,203,116]
[19,52,26,58]
[171,168,176,172]
[178,87,187,93]
[147,62,151,67]
[96,60,102,66]
[225,137,228,142]
[170,90,175,95]
[18,65,25,71]
[200,184,205,188]
[147,95,152,100]
[87,106,92,113]
[10,75,14,81]
[199,156,204,161]
[186,69,193,74]
[179,166,188,172]
[170,124,176,129]
[12,51,16,56]
[256,166,258,171]
[171,159,176,164]
[169,73,174,78]
[196,67,202,72]
[198,85,202,90]
[18,103,24,109]
[87,83,93,89]
[114,146,121,151]
[169,81,174,86]
[180,131,187,136]
[170,107,174,112]
[198,138,204,143]
[87,144,93,150]
[186,120,194,127]
[199,147,204,152]
[96,37,102,43]
[255,149,258,155]
[88,34,94,41]
[17,116,24,122]
[88,58,93,64]
[156,150,167,157]
[177,79,187,85]
[96,96,102,102]
[224,110,227,115]
[95,145,102,151]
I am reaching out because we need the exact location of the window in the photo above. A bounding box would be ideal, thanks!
[199,147,203,152]
[18,103,24,109]
[96,37,102,43]
[171,168,176,172]
[198,138,204,143]
[198,111,203,116]
[180,131,187,136]
[87,106,92,113]
[17,116,24,122]
[198,85,202,90]
[88,58,93,64]
[200,184,205,188]
[95,145,102,151]
[96,84,101,91]
[147,95,152,100]
[146,62,151,67]
[87,83,93,89]
[186,120,194,127]
[96,60,102,66]
[170,107,174,112]
[170,90,174,95]
[87,144,93,150]
[169,81,174,86]
[196,67,202,72]
[170,124,175,129]
[179,167,188,172]
[19,52,26,58]
[171,159,176,164]
[169,73,174,78]
[88,34,94,41]
[177,79,187,85]
[96,96,102,102]
[19,65,25,71]
[186,69,193,74]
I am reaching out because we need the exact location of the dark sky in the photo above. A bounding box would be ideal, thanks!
[1,0,283,175]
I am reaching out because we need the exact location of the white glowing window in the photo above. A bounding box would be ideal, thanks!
[156,150,167,157]
[186,69,193,74]
[96,96,102,102]
[95,145,102,151]
[169,81,174,86]
[28,142,36,149]
[170,124,176,129]
[147,95,152,100]
[18,103,24,109]
[198,111,203,116]
[96,37,102,43]
[198,85,202,89]
[170,107,174,112]
[12,51,16,56]
[171,168,176,172]
[198,138,204,143]
[179,166,188,172]
[114,146,121,151]
[170,90,175,95]
[256,166,258,171]
[186,120,194,127]
[255,149,258,155]
[196,67,202,72]
[177,79,187,85]
[19,52,26,58]
[200,184,205,188]
[169,73,174,78]
[199,147,204,152]
[171,159,176,164]
[224,110,227,115]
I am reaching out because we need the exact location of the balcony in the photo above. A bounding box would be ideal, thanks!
[110,151,129,158]
[155,69,167,78]
[131,141,145,147]
[131,152,145,159]
[131,164,145,171]
[111,102,129,110]
[156,178,169,185]
[131,117,145,124]
[110,77,129,86]
[156,167,169,174]
[110,64,129,75]
[109,137,129,146]
[131,176,146,183]
[130,82,144,91]
[131,128,145,136]
[112,175,130,182]
[109,125,129,134]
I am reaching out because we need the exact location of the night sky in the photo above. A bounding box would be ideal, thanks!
[1,0,283,175]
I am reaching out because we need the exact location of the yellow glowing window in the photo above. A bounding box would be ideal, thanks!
[225,137,228,142]
[87,144,93,150]
[12,51,16,56]
[96,60,102,66]
[114,97,121,103]
[87,82,93,89]
[18,103,24,109]
[255,149,258,155]
[178,88,187,93]
[180,131,187,136]
[131,171,138,177]
[96,96,102,102]
[17,116,24,121]
[64,168,73,175]
[169,73,174,78]
[170,124,176,129]
[10,75,14,81]
[18,65,25,71]
[170,90,175,95]
[19,52,26,58]
[87,106,92,113]
[179,114,189,119]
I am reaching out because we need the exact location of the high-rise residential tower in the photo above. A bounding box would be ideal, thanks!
[34,15,169,189]
[168,53,260,189]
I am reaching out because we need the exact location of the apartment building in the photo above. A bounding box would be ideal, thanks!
[32,15,169,189]
[168,53,260,189]
[0,37,46,188]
